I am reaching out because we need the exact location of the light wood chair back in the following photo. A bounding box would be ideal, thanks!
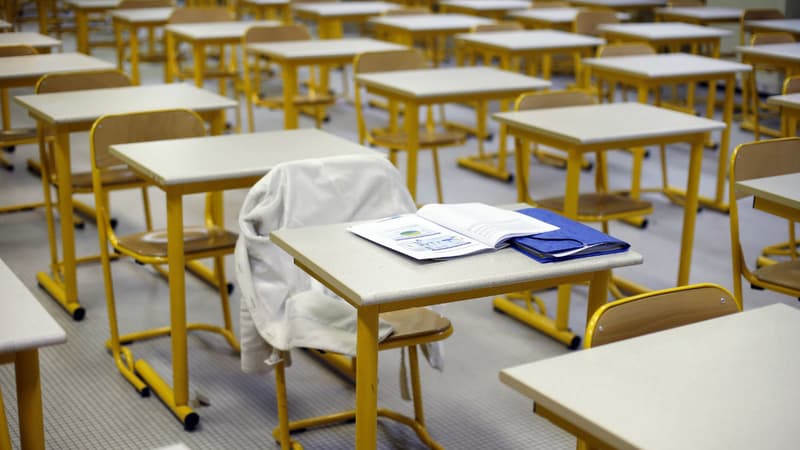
[573,9,618,37]
[167,6,233,23]
[244,23,309,43]
[750,32,795,46]
[740,8,785,45]
[515,89,596,111]
[117,0,173,9]
[729,137,800,302]
[596,42,655,58]
[354,48,425,74]
[585,283,740,348]
[0,44,37,56]
[383,7,430,15]
[529,1,569,8]
[473,21,523,32]
[36,69,131,94]
[783,75,800,95]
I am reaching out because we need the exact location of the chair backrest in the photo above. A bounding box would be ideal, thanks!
[0,44,37,57]
[35,69,131,94]
[117,0,173,9]
[596,42,655,58]
[515,89,596,111]
[167,6,233,24]
[473,21,523,32]
[750,32,795,46]
[383,7,429,16]
[573,9,618,37]
[529,1,569,8]
[741,8,785,45]
[730,137,800,201]
[354,48,426,75]
[89,109,206,171]
[585,283,740,348]
[783,75,800,95]
[244,24,310,44]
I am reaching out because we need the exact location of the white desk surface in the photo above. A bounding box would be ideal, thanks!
[736,42,800,63]
[509,7,629,24]
[355,66,550,99]
[439,0,531,12]
[165,20,280,40]
[0,52,114,81]
[494,102,724,145]
[735,173,800,212]
[14,83,236,125]
[0,258,66,354]
[66,0,120,9]
[110,128,380,186]
[655,6,742,20]
[291,2,400,16]
[110,7,174,23]
[271,216,642,306]
[583,52,751,79]
[368,13,495,31]
[767,92,800,109]
[500,303,800,450]
[746,18,800,34]
[599,22,730,40]
[570,0,664,7]
[0,32,61,48]
[456,29,605,51]
[246,37,406,60]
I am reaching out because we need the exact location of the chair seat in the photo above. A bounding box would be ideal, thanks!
[67,168,144,192]
[0,127,37,145]
[536,193,653,219]
[372,127,467,150]
[380,307,451,344]
[257,93,335,108]
[117,226,237,258]
[754,260,800,291]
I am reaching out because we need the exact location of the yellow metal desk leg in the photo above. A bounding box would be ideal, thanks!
[710,77,735,212]
[405,100,420,202]
[282,62,299,129]
[75,11,89,54]
[677,138,704,286]
[16,349,44,450]
[0,384,10,450]
[130,24,142,85]
[586,270,611,323]
[355,305,379,450]
[114,20,124,71]
[165,32,176,83]
[193,44,205,88]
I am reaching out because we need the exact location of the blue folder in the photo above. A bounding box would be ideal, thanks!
[512,208,630,263]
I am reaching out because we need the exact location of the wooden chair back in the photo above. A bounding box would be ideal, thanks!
[751,32,795,46]
[473,21,523,32]
[596,42,655,58]
[244,24,310,43]
[515,89,595,111]
[35,69,131,94]
[354,48,426,74]
[90,109,206,171]
[529,1,569,8]
[167,6,233,24]
[585,283,740,348]
[741,8,785,45]
[730,137,800,201]
[117,0,173,9]
[0,44,37,57]
[573,9,618,37]
[383,7,429,16]
[783,75,800,95]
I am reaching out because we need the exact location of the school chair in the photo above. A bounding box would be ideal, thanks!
[353,48,467,203]
[0,45,38,173]
[236,154,452,449]
[747,32,796,140]
[537,283,740,450]
[89,109,239,396]
[729,137,800,304]
[572,9,618,38]
[739,8,784,46]
[241,24,334,132]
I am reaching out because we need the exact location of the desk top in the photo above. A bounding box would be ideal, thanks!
[735,173,800,211]
[583,52,751,79]
[509,7,629,24]
[14,83,236,125]
[767,92,800,109]
[247,37,405,60]
[599,22,730,40]
[500,303,800,450]
[439,0,531,12]
[0,32,61,48]
[0,258,66,354]
[291,1,400,16]
[0,52,115,81]
[356,66,550,99]
[746,18,800,34]
[494,102,725,145]
[110,7,174,22]
[456,29,604,51]
[110,128,380,187]
[166,20,280,39]
[271,214,642,306]
[569,0,664,7]
[655,6,742,21]
[737,42,800,63]
[368,13,494,31]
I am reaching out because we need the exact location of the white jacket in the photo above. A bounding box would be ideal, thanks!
[235,154,443,373]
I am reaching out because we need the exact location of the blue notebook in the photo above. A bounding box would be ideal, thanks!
[512,208,630,263]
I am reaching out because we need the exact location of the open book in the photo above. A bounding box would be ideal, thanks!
[347,203,559,260]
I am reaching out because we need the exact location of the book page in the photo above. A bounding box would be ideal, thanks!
[417,203,558,248]
[348,213,494,260]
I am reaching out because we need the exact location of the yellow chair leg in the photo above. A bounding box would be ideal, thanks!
[431,148,443,203]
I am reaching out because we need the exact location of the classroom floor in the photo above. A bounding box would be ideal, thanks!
[0,18,795,450]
